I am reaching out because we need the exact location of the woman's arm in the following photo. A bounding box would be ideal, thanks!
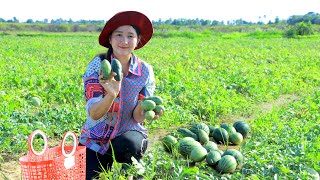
[88,72,121,120]
[88,93,116,120]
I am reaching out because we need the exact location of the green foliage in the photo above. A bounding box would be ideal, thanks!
[241,92,320,179]
[0,30,319,178]
[285,21,314,38]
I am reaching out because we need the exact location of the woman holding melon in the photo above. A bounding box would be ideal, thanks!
[80,11,163,179]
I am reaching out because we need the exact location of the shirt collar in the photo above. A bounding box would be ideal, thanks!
[129,55,142,76]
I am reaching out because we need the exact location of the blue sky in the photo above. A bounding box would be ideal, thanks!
[1,0,319,23]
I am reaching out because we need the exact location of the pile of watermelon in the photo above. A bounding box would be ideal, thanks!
[161,120,250,174]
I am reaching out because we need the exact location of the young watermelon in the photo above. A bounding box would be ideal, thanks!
[216,155,237,174]
[190,146,207,162]
[148,96,163,105]
[203,141,218,152]
[144,110,155,120]
[141,100,156,111]
[229,132,243,145]
[111,58,122,81]
[198,129,209,145]
[100,59,111,80]
[220,123,237,134]
[154,105,165,114]
[178,137,202,157]
[206,150,221,166]
[177,128,198,141]
[208,125,219,137]
[30,97,41,107]
[212,128,229,144]
[190,122,210,135]
[222,149,244,169]
[162,135,177,153]
[233,120,250,138]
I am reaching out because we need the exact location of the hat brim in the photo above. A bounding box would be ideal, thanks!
[99,11,153,50]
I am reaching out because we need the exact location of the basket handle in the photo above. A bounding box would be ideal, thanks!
[28,130,48,156]
[61,131,78,158]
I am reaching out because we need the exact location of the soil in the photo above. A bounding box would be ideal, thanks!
[0,94,299,180]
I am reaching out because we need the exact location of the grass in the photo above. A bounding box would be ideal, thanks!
[0,29,319,179]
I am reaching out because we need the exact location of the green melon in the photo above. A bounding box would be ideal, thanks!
[177,128,198,141]
[100,59,111,80]
[111,58,122,81]
[178,137,202,157]
[190,122,210,135]
[233,120,250,138]
[154,105,165,114]
[229,132,243,145]
[190,146,207,162]
[30,97,41,107]
[222,149,244,168]
[208,125,219,137]
[203,141,218,152]
[162,135,177,153]
[179,137,196,143]
[144,110,155,120]
[206,150,221,166]
[221,123,237,134]
[141,100,156,111]
[148,96,163,105]
[216,155,237,174]
[198,129,209,144]
[212,128,229,144]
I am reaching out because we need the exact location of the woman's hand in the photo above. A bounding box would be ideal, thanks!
[99,71,121,98]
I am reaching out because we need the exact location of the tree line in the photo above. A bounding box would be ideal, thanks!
[1,12,319,26]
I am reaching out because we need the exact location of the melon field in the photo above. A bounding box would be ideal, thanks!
[0,28,319,179]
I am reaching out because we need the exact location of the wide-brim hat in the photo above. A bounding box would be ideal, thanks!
[99,11,153,50]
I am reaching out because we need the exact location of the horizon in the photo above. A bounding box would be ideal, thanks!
[1,0,320,23]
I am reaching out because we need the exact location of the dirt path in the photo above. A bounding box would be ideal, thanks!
[0,94,299,180]
[0,161,21,180]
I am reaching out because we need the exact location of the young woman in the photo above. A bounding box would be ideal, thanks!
[79,11,163,179]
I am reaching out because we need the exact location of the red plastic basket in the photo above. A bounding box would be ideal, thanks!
[19,130,86,180]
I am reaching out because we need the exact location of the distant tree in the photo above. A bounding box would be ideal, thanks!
[152,18,163,25]
[164,18,173,25]
[286,13,320,25]
[68,18,73,24]
[171,19,180,25]
[26,19,34,23]
[13,17,19,23]
[234,19,244,25]
[200,19,211,26]
[211,20,221,26]
[275,16,280,24]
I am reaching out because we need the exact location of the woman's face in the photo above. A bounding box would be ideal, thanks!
[109,25,140,59]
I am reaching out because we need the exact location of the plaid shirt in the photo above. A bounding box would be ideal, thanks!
[79,54,155,154]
